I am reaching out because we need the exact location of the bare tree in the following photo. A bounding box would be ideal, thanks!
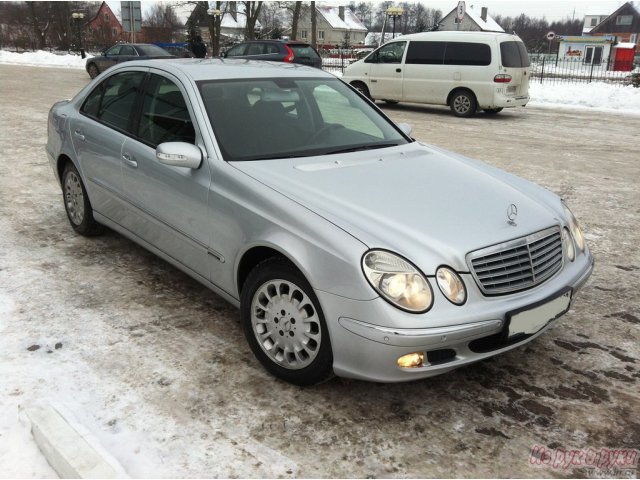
[290,2,301,40]
[242,1,262,40]
[143,3,181,43]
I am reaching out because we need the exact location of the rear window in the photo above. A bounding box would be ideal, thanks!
[500,41,531,67]
[406,41,446,64]
[444,42,491,66]
[289,44,320,59]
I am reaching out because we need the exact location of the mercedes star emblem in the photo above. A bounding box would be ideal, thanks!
[507,204,518,226]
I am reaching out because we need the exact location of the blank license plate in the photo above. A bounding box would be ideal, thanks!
[508,290,572,338]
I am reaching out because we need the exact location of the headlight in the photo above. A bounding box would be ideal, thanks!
[436,267,467,305]
[562,227,575,262]
[562,203,586,252]
[362,250,433,313]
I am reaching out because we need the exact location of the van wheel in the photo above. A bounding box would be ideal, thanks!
[450,90,477,117]
[483,108,503,114]
[351,81,371,100]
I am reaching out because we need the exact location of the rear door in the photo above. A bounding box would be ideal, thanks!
[499,40,530,99]
[70,70,146,224]
[366,41,407,101]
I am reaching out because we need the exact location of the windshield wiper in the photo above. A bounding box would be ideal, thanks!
[324,143,400,155]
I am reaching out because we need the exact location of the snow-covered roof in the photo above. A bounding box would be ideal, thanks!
[317,6,367,32]
[463,5,504,32]
[168,1,260,30]
[614,42,637,49]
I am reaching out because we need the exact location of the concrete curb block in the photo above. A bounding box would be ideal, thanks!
[23,404,128,479]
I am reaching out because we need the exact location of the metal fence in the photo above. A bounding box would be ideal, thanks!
[529,55,639,86]
[320,49,362,75]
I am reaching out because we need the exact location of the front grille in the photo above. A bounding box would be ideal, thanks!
[467,227,563,295]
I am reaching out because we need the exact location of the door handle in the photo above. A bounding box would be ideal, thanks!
[122,153,138,168]
[396,68,402,73]
[73,129,85,141]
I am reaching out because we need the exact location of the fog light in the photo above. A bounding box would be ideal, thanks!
[397,352,424,368]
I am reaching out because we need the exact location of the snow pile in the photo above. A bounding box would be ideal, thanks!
[529,82,640,115]
[0,50,87,69]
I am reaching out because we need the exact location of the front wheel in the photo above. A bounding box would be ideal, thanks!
[240,258,333,386]
[450,90,477,117]
[350,81,371,100]
[87,63,99,79]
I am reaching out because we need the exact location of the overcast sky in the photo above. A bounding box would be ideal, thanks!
[110,1,628,23]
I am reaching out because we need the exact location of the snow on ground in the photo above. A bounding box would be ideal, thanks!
[1,49,639,115]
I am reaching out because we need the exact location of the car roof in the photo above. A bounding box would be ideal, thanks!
[114,58,331,81]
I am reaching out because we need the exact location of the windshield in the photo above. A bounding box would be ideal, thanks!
[198,78,410,161]
[136,44,173,56]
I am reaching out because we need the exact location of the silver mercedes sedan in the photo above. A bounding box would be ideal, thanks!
[46,59,593,385]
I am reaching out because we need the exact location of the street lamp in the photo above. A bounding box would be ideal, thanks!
[207,8,222,57]
[386,7,404,39]
[71,12,85,59]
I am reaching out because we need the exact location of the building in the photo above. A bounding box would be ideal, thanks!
[438,5,504,32]
[589,1,640,46]
[557,35,615,65]
[85,1,125,47]
[298,6,368,48]
[582,7,611,35]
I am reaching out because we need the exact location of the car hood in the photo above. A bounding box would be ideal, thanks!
[231,142,563,273]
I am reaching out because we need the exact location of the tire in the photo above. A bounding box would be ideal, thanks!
[240,257,333,386]
[62,163,104,236]
[87,63,99,79]
[483,108,503,115]
[351,81,371,100]
[383,100,399,105]
[450,90,477,117]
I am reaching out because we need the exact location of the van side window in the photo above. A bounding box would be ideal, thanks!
[444,42,491,66]
[367,41,407,64]
[406,41,446,64]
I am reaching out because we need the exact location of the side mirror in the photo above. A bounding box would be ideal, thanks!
[397,122,412,137]
[156,142,202,169]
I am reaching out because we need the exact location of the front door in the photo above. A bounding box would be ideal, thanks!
[366,41,407,101]
[120,72,212,279]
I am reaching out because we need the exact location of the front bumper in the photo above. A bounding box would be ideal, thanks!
[319,250,593,383]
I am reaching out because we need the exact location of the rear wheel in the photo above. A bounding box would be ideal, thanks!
[383,99,399,105]
[483,108,503,115]
[87,63,99,79]
[450,90,477,117]
[62,163,104,236]
[241,258,333,386]
[351,81,371,100]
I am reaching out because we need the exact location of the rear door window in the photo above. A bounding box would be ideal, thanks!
[500,41,531,67]
[226,44,247,56]
[406,41,446,64]
[289,44,320,59]
[80,71,146,132]
[444,42,491,66]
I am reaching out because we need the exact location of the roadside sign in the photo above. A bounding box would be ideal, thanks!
[546,31,556,41]
[456,1,466,21]
[121,1,142,33]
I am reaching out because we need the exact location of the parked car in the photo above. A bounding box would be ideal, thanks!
[221,40,322,68]
[343,31,531,117]
[155,43,195,58]
[47,59,592,385]
[85,43,175,78]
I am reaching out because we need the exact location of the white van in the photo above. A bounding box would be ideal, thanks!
[342,31,531,117]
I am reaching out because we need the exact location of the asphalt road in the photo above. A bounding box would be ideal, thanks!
[1,64,638,478]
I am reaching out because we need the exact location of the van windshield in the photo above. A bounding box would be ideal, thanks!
[500,41,531,68]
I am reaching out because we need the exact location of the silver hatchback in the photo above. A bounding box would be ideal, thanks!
[46,59,593,385]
